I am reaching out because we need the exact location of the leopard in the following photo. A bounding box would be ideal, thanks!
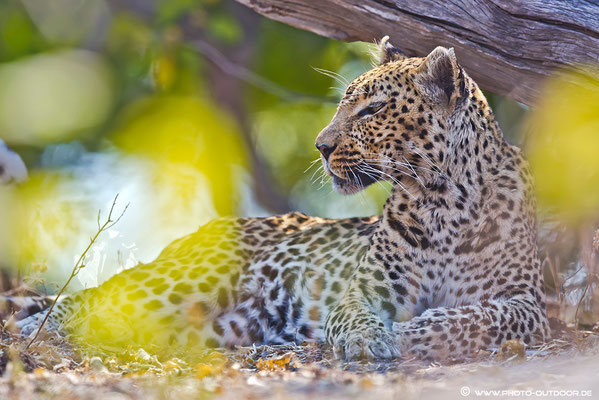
[12,37,549,361]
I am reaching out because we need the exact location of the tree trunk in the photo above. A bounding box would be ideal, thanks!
[236,0,599,106]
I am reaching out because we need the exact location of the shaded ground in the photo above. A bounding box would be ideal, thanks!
[1,327,598,400]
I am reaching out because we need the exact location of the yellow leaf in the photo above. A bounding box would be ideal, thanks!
[256,352,295,371]
[195,363,215,379]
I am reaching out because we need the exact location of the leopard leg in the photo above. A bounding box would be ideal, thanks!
[392,295,550,360]
[324,260,415,360]
[326,298,401,360]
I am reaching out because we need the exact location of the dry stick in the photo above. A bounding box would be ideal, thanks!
[26,194,129,349]
[574,282,591,329]
[574,225,598,330]
[545,257,560,301]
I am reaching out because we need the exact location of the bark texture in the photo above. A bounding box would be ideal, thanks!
[236,0,599,105]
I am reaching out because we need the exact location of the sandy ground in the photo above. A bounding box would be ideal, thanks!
[1,333,598,400]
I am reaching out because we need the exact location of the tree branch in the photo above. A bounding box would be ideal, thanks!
[236,0,599,106]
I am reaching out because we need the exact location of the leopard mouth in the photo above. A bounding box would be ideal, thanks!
[327,162,381,194]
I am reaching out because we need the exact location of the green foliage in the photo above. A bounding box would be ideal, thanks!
[0,0,48,61]
[156,0,202,25]
[206,12,242,44]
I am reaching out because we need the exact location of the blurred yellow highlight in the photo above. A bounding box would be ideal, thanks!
[527,69,599,224]
[152,56,177,90]
[111,95,246,215]
[0,172,94,281]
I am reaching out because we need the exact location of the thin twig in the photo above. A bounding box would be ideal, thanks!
[191,39,336,104]
[574,225,598,329]
[574,280,591,329]
[560,263,585,294]
[544,256,561,301]
[26,195,129,349]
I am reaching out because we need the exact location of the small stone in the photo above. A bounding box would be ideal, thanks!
[89,356,107,372]
[496,339,526,361]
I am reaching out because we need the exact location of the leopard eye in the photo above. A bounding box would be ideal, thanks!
[356,101,387,118]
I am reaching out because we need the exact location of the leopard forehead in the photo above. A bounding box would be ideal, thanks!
[341,58,423,106]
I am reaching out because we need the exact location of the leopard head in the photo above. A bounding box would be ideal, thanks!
[316,37,469,194]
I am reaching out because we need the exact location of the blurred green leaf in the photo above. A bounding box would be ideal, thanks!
[156,0,201,25]
[0,0,47,61]
[206,12,242,44]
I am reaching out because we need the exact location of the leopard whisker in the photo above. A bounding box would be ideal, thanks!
[309,164,325,184]
[304,157,322,174]
[362,158,434,184]
[313,67,350,89]
[357,165,391,196]
[345,161,367,203]
[361,153,434,172]
[362,154,456,187]
[317,165,331,190]
[309,164,323,183]
[361,164,417,200]
[370,158,457,190]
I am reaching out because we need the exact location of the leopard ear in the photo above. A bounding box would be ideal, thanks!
[415,46,464,107]
[377,36,406,65]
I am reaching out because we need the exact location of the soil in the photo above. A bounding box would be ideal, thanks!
[1,328,598,400]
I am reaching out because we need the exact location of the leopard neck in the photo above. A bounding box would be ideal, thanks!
[373,78,535,256]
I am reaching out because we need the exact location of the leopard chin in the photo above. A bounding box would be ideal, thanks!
[328,164,380,195]
[331,174,361,195]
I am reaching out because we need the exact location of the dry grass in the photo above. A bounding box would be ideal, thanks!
[1,323,599,400]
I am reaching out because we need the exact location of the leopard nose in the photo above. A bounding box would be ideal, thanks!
[316,143,337,160]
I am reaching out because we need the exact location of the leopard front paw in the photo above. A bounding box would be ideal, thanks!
[333,327,400,361]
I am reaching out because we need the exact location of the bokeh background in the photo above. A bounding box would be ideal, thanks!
[0,0,596,327]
